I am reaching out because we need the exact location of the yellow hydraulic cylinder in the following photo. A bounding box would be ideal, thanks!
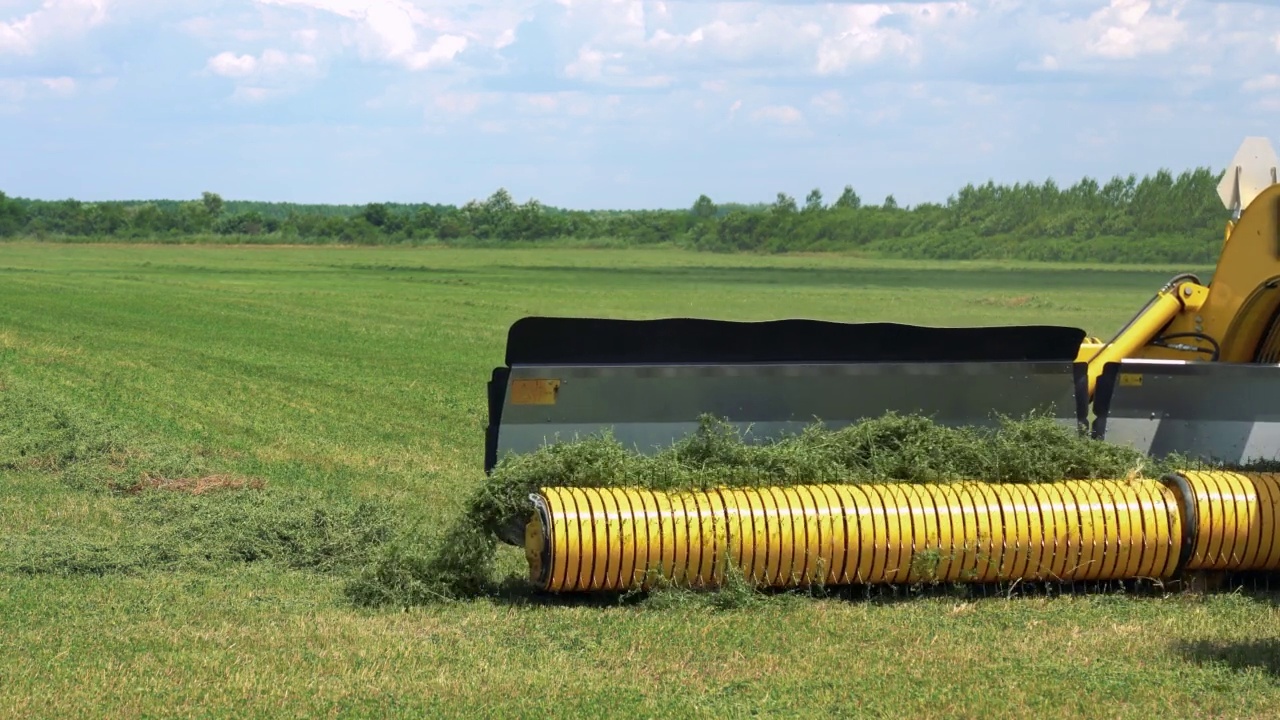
[1083,289,1183,397]
[1167,472,1280,572]
[525,479,1185,592]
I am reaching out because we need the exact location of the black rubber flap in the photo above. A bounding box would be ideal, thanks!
[504,317,1087,366]
[1091,362,1123,440]
[484,366,510,474]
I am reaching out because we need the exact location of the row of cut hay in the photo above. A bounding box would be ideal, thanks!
[348,412,1257,607]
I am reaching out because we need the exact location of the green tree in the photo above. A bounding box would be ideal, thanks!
[0,191,27,236]
[215,211,270,235]
[361,203,390,228]
[0,161,1229,265]
[437,213,469,240]
[485,188,516,215]
[691,194,717,220]
[833,185,861,210]
[128,203,164,235]
[176,201,213,233]
[201,192,225,218]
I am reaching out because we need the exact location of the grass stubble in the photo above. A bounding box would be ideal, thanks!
[3,245,1279,717]
[6,380,1280,718]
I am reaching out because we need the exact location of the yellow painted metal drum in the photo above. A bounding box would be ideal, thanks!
[1166,471,1280,572]
[525,479,1187,592]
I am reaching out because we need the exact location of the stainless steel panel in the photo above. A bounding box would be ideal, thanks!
[494,361,1083,460]
[1095,360,1280,463]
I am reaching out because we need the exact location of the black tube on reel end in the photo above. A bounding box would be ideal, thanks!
[1159,472,1198,574]
[527,492,554,589]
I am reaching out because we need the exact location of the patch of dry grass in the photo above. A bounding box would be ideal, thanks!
[113,472,266,495]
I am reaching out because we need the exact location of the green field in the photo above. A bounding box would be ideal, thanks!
[2,242,1278,718]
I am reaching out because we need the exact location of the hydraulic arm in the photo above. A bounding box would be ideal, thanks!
[1079,275,1210,397]
[1077,147,1280,396]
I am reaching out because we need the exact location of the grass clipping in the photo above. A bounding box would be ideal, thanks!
[347,413,1179,608]
[2,378,396,579]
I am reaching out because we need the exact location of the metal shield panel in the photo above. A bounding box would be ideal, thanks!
[1093,360,1280,463]
[488,360,1086,470]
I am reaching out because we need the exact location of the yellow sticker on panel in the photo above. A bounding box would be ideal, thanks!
[1119,373,1143,387]
[511,379,560,405]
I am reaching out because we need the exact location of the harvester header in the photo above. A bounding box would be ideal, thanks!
[484,136,1280,595]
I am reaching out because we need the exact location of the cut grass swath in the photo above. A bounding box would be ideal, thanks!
[346,413,1206,607]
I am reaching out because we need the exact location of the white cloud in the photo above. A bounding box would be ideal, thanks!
[1243,74,1280,93]
[752,104,802,125]
[293,28,319,48]
[639,11,836,78]
[0,0,109,55]
[353,3,433,67]
[511,92,602,118]
[6,0,1280,209]
[206,48,318,79]
[204,46,320,102]
[207,51,258,78]
[809,90,844,116]
[651,14,823,64]
[256,0,391,20]
[563,46,672,87]
[0,23,22,53]
[433,92,483,116]
[0,74,82,104]
[40,76,75,96]
[255,0,470,70]
[1081,0,1186,60]
[556,2,968,79]
[563,47,613,81]
[1017,54,1060,72]
[817,31,914,73]
[523,94,557,112]
[817,4,956,74]
[231,86,275,103]
[410,33,466,69]
[1243,73,1280,111]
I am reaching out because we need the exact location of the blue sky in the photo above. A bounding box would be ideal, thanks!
[1,0,1278,209]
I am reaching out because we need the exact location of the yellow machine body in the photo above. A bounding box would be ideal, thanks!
[1079,182,1280,390]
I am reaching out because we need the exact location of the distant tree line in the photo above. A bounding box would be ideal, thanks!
[0,166,1234,264]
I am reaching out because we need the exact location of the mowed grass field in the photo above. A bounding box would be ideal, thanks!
[2,242,1279,718]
